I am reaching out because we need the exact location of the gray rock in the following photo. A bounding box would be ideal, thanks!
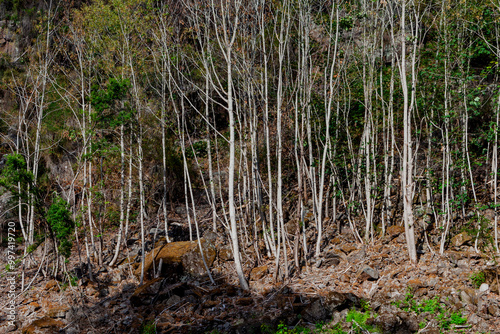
[65,327,80,334]
[165,294,181,307]
[180,239,217,277]
[149,228,165,236]
[479,283,489,293]
[467,313,480,325]
[301,299,328,322]
[487,303,500,317]
[323,252,343,267]
[347,247,366,263]
[460,288,478,306]
[323,291,359,313]
[358,266,379,281]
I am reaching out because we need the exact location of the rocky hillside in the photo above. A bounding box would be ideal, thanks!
[1,204,500,333]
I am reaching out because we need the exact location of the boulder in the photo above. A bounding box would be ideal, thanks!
[218,245,233,261]
[386,225,405,237]
[250,265,268,281]
[339,243,357,254]
[450,232,472,248]
[357,266,379,281]
[43,302,70,318]
[301,299,328,322]
[134,238,216,279]
[323,249,345,267]
[323,291,359,312]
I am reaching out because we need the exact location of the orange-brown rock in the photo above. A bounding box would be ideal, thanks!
[22,317,64,334]
[44,302,70,318]
[218,245,233,261]
[407,279,424,290]
[330,236,342,245]
[134,238,216,278]
[386,225,405,237]
[235,297,254,306]
[450,232,472,248]
[28,301,40,310]
[250,265,268,281]
[340,243,357,254]
[483,267,500,292]
[44,280,59,291]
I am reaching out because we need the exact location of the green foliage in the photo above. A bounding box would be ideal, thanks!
[139,320,156,334]
[275,323,292,334]
[345,309,378,333]
[0,154,34,200]
[69,275,78,287]
[327,324,347,334]
[394,292,467,331]
[438,311,467,330]
[187,140,208,159]
[90,78,133,128]
[396,293,443,315]
[470,271,486,289]
[26,234,44,254]
[46,196,75,258]
[359,299,371,312]
[260,321,346,334]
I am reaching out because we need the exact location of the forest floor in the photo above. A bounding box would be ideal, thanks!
[1,207,500,334]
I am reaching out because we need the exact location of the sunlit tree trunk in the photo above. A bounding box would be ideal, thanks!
[395,0,417,262]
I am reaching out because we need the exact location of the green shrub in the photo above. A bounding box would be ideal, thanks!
[346,309,378,333]
[438,311,467,330]
[47,196,75,258]
[394,293,467,331]
[139,320,156,334]
[470,271,486,288]
[0,154,33,200]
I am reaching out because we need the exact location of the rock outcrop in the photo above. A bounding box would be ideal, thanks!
[134,238,217,279]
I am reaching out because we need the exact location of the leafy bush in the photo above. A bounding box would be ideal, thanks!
[438,311,467,330]
[394,292,467,331]
[46,196,75,258]
[346,309,378,333]
[0,154,33,200]
[470,271,486,288]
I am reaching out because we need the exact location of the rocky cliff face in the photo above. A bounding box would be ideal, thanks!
[0,19,20,62]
